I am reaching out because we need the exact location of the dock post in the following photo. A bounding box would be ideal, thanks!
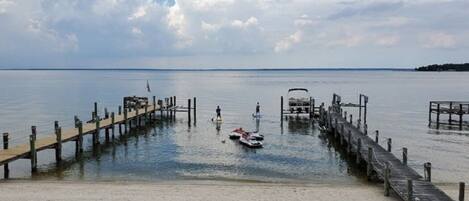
[144,103,148,124]
[159,99,164,118]
[384,162,390,196]
[94,116,100,146]
[403,147,408,165]
[105,108,109,119]
[169,97,173,119]
[364,123,368,135]
[174,96,177,119]
[119,106,122,115]
[375,130,379,143]
[54,120,59,132]
[3,132,9,179]
[407,179,413,201]
[135,106,140,127]
[30,126,37,173]
[437,103,440,129]
[152,96,156,119]
[188,99,191,124]
[280,96,284,120]
[356,138,362,164]
[77,122,83,156]
[334,119,338,138]
[344,111,347,121]
[94,102,98,119]
[449,102,453,125]
[124,109,128,133]
[193,97,197,123]
[357,119,361,129]
[55,127,62,163]
[460,104,463,130]
[111,112,115,138]
[428,102,432,127]
[309,97,313,118]
[74,116,79,128]
[387,138,392,152]
[367,147,373,179]
[364,96,368,125]
[349,114,353,124]
[359,95,362,122]
[424,162,432,182]
[460,182,465,201]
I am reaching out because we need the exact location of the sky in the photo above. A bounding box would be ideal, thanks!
[0,0,468,69]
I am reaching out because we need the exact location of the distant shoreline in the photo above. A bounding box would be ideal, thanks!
[0,67,414,71]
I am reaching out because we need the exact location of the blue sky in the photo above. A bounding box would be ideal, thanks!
[0,0,468,68]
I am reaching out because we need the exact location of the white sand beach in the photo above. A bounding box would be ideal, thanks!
[0,180,435,201]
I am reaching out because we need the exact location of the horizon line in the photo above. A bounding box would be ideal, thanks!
[0,67,415,71]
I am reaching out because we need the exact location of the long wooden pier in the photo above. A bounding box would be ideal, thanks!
[320,94,457,201]
[0,96,196,178]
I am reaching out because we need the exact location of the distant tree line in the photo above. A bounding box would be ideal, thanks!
[415,63,469,71]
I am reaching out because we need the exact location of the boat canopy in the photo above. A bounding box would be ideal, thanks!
[288,88,309,92]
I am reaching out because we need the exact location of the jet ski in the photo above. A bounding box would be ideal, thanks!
[231,128,264,141]
[239,130,263,148]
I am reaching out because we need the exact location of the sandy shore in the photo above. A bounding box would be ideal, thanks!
[0,180,403,201]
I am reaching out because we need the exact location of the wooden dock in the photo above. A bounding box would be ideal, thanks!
[0,96,196,178]
[321,94,457,201]
[428,101,469,130]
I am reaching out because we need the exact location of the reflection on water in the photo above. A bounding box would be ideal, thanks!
[0,70,468,183]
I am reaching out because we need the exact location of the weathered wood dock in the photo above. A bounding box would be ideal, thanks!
[428,101,469,130]
[0,96,196,178]
[321,94,461,201]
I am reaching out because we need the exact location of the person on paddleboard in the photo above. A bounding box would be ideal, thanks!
[216,106,221,120]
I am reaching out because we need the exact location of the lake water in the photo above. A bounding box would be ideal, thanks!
[0,70,467,184]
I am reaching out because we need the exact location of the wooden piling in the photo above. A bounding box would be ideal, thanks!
[364,96,368,125]
[375,130,379,143]
[111,112,115,137]
[344,111,347,121]
[193,97,197,122]
[460,182,465,201]
[347,130,352,153]
[364,123,368,135]
[384,162,390,196]
[428,102,432,127]
[449,102,453,125]
[407,179,413,201]
[94,117,100,146]
[54,120,59,132]
[124,109,128,133]
[174,96,177,119]
[135,106,140,127]
[30,126,37,172]
[349,114,353,124]
[280,96,284,120]
[387,138,392,152]
[77,121,83,155]
[188,99,191,123]
[55,127,62,163]
[437,103,440,129]
[169,97,173,118]
[403,147,408,165]
[367,147,373,178]
[94,102,98,120]
[460,104,463,130]
[424,162,432,182]
[3,132,9,179]
[152,96,156,118]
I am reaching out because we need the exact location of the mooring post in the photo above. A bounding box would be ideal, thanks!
[111,112,115,138]
[77,121,83,155]
[309,97,313,118]
[460,182,465,201]
[387,138,392,152]
[364,123,368,135]
[364,96,368,125]
[54,120,59,132]
[407,179,413,201]
[359,95,362,121]
[193,97,197,123]
[30,126,37,173]
[428,102,432,127]
[188,99,191,124]
[94,116,100,146]
[437,103,440,129]
[357,119,361,129]
[105,108,109,119]
[55,127,62,163]
[349,114,353,124]
[124,108,128,133]
[449,102,453,125]
[135,106,140,127]
[403,147,408,165]
[94,102,98,120]
[280,96,284,120]
[384,162,390,196]
[174,96,177,119]
[356,138,362,164]
[344,111,347,121]
[169,97,173,119]
[460,104,463,131]
[144,103,148,124]
[74,116,79,128]
[152,96,156,118]
[375,130,379,143]
[424,162,432,182]
[334,119,338,138]
[119,105,122,115]
[367,147,373,179]
[3,132,9,179]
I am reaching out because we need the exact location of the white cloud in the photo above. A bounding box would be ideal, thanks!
[274,30,303,53]
[0,0,14,14]
[131,27,143,35]
[128,5,148,20]
[190,0,234,11]
[201,21,220,32]
[167,4,192,48]
[231,17,258,29]
[422,32,457,49]
[375,35,400,46]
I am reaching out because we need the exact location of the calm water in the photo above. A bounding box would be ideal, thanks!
[0,70,468,184]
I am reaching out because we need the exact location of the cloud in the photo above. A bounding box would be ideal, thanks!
[0,0,14,14]
[231,17,259,29]
[421,32,457,49]
[375,35,400,47]
[274,30,303,53]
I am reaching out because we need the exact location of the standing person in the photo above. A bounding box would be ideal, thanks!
[256,102,260,114]
[216,106,221,120]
